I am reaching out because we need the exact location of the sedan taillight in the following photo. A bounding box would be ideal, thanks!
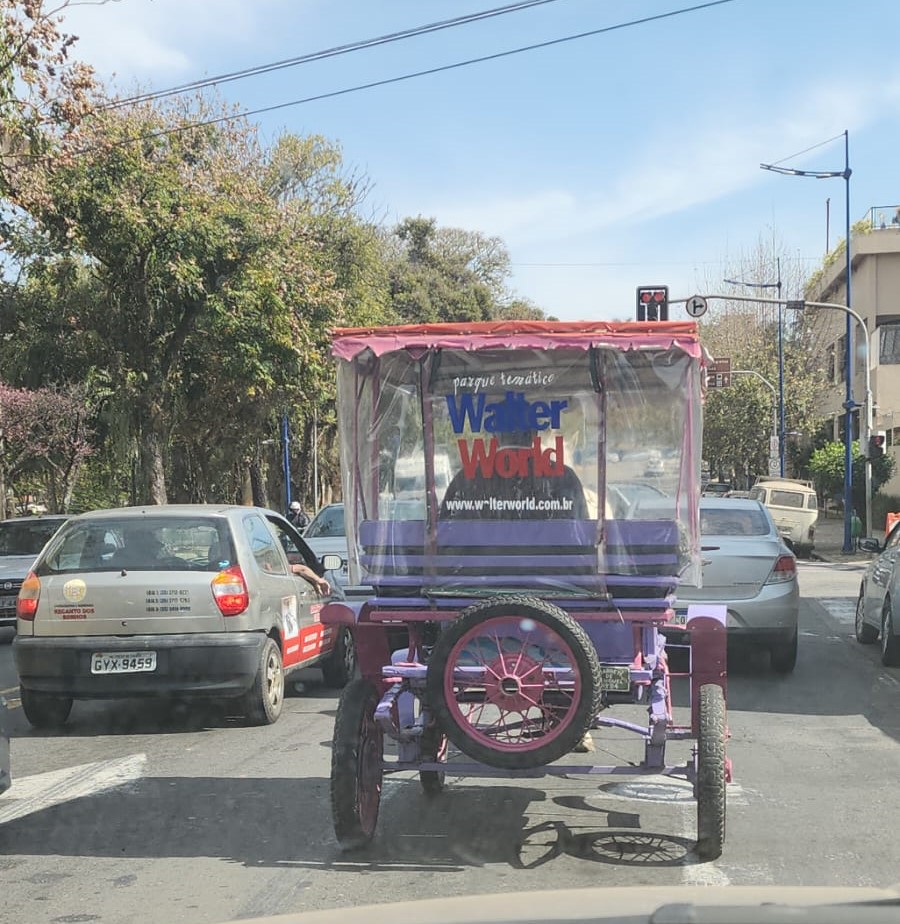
[16,571,41,620]
[211,566,249,617]
[766,554,797,584]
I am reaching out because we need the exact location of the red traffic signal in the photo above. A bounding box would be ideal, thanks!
[636,286,669,322]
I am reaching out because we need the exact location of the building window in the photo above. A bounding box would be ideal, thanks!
[827,343,835,381]
[879,323,900,364]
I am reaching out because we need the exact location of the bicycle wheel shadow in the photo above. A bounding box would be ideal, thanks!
[514,819,694,869]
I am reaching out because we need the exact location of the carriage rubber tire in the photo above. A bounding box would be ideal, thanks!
[241,636,284,725]
[425,594,602,770]
[331,678,383,850]
[769,628,798,675]
[20,688,73,729]
[881,601,900,667]
[695,683,726,861]
[321,627,357,688]
[418,723,448,796]
[855,592,878,645]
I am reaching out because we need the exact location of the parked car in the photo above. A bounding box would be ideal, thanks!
[748,477,818,558]
[856,524,900,665]
[304,502,373,599]
[0,515,69,638]
[701,481,733,497]
[671,497,799,673]
[12,505,352,729]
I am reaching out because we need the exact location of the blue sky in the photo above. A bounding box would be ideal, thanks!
[61,0,900,321]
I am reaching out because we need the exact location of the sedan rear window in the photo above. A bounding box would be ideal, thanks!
[37,517,235,574]
[305,506,345,538]
[700,508,770,536]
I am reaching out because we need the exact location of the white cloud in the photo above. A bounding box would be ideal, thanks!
[59,0,297,80]
[427,73,900,251]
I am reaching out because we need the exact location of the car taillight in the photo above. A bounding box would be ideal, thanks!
[211,566,249,617]
[766,554,797,584]
[16,571,41,620]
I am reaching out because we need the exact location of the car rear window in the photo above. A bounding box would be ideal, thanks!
[768,490,805,509]
[700,508,771,536]
[0,520,66,556]
[36,517,235,574]
[305,506,345,538]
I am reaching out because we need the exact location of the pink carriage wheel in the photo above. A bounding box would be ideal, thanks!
[331,679,384,850]
[426,595,602,770]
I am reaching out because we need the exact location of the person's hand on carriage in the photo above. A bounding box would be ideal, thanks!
[290,562,331,596]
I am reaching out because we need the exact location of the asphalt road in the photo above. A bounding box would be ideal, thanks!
[1,558,899,924]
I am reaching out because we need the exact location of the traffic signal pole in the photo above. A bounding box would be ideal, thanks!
[673,292,873,540]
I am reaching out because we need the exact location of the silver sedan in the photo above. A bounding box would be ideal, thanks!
[672,497,800,673]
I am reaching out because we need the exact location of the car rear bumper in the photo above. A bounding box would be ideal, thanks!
[668,581,799,644]
[13,632,266,699]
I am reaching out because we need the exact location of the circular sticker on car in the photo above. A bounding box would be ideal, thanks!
[63,579,87,603]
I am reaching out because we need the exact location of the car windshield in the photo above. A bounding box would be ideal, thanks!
[36,517,235,574]
[305,506,345,538]
[0,520,64,556]
[700,507,771,537]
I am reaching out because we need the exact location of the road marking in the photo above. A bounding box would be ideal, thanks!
[0,753,146,825]
[819,598,857,625]
[677,800,730,886]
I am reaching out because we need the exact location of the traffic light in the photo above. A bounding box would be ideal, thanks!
[868,431,887,459]
[636,286,669,322]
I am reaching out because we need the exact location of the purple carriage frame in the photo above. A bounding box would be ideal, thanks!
[322,319,730,860]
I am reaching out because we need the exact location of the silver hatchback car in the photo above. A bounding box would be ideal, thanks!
[13,505,353,728]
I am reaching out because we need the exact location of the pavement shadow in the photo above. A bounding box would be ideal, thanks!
[0,773,703,871]
[715,607,900,747]
[4,678,340,740]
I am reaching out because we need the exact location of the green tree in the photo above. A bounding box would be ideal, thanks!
[4,96,345,504]
[697,237,827,482]
[808,440,895,524]
[388,216,526,323]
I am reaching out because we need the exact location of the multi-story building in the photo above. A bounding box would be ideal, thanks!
[805,206,900,494]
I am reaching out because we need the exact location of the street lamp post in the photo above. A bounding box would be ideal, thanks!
[724,258,784,476]
[760,129,854,552]
[675,291,869,542]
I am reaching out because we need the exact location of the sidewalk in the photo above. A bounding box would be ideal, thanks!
[811,512,877,564]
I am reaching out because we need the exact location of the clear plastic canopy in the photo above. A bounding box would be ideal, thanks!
[332,321,706,602]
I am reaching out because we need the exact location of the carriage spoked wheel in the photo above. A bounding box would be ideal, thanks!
[694,683,727,861]
[331,679,384,850]
[425,595,602,770]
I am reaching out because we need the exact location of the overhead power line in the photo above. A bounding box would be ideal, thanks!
[100,0,566,110]
[98,0,738,149]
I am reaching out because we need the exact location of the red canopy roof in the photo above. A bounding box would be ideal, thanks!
[331,319,703,361]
